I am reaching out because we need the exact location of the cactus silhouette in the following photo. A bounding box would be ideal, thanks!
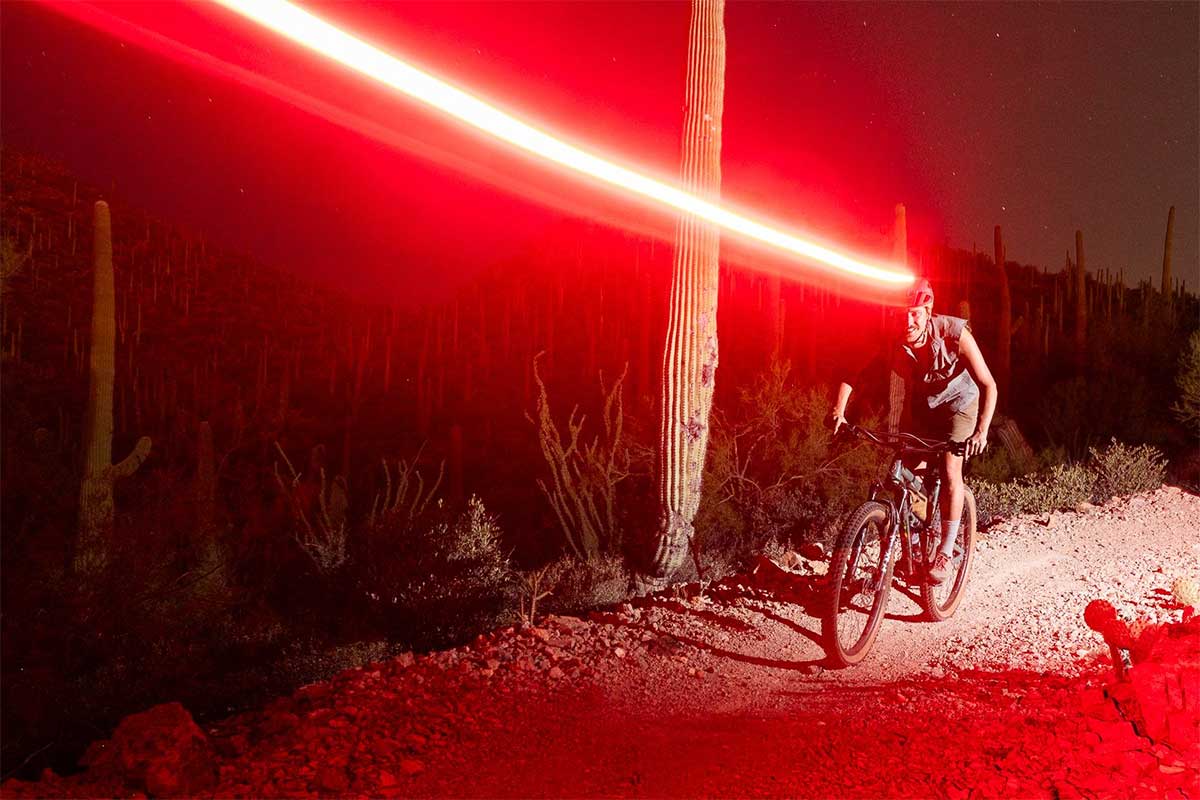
[651,0,726,578]
[1162,205,1175,308]
[1074,230,1088,373]
[994,225,1011,407]
[76,201,151,575]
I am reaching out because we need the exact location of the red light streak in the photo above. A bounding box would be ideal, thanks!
[211,0,913,286]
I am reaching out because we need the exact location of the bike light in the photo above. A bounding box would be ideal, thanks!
[210,0,914,287]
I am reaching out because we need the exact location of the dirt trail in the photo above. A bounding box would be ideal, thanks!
[5,487,1198,799]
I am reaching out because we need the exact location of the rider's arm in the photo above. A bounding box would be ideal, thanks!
[958,329,997,455]
[832,382,854,432]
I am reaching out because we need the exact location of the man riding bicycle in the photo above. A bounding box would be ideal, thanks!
[830,278,998,585]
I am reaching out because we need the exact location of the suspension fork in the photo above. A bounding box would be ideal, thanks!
[874,499,902,592]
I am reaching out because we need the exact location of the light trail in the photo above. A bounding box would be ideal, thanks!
[213,0,913,286]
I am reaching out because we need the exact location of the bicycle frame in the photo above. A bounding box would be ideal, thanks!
[842,422,964,587]
[868,454,942,583]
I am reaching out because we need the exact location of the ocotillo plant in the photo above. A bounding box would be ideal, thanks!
[76,201,151,576]
[994,225,1011,407]
[652,0,726,579]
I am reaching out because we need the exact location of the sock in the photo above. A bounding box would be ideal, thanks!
[939,519,961,559]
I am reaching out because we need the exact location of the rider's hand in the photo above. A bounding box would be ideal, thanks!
[829,410,847,435]
[966,428,988,458]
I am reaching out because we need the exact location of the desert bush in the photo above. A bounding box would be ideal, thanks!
[359,495,515,646]
[973,462,1095,524]
[1173,329,1200,437]
[1089,439,1167,501]
[542,553,632,614]
[972,438,1167,524]
[696,358,883,566]
[513,559,570,626]
[968,444,1027,485]
[273,443,349,573]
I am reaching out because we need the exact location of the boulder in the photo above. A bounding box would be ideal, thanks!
[80,702,216,797]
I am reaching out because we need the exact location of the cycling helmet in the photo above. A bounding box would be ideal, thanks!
[903,278,935,307]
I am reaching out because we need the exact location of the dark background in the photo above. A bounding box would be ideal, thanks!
[4,1,1196,298]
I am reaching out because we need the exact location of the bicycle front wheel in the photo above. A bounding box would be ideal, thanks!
[920,486,976,621]
[822,501,896,667]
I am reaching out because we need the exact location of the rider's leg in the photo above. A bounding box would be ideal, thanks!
[938,451,965,558]
[937,400,978,559]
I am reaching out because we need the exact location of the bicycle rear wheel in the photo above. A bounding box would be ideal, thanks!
[920,486,976,621]
[822,501,896,667]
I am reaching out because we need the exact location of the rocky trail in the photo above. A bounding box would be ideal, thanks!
[4,486,1199,799]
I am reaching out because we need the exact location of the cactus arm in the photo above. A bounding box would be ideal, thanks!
[112,436,152,480]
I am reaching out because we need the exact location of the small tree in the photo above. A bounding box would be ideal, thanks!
[1173,329,1200,437]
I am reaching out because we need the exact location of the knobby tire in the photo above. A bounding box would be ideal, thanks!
[823,501,895,667]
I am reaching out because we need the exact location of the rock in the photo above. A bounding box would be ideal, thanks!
[798,542,826,561]
[317,766,349,792]
[399,759,425,776]
[548,666,565,679]
[614,647,627,659]
[80,702,216,797]
[547,614,588,633]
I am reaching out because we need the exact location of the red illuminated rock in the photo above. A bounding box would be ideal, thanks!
[78,702,216,797]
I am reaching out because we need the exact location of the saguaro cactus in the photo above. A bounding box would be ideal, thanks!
[76,201,151,575]
[886,204,908,432]
[1074,230,1088,372]
[892,203,907,263]
[650,0,726,578]
[994,226,1011,406]
[1162,205,1175,306]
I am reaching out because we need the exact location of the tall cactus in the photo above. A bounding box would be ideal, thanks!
[650,0,726,578]
[886,204,907,432]
[1162,205,1175,307]
[1074,229,1088,373]
[76,201,151,575]
[994,225,1011,407]
[892,203,907,264]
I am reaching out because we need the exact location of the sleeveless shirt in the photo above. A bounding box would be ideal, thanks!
[897,314,979,413]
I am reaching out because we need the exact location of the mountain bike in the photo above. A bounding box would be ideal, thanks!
[822,422,976,667]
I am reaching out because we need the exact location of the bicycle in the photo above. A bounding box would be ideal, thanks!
[822,421,977,667]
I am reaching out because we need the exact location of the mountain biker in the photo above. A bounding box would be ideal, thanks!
[830,278,997,585]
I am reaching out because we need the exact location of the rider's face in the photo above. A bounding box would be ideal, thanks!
[901,304,931,344]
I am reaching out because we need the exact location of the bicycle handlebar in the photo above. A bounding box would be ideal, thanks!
[837,420,967,457]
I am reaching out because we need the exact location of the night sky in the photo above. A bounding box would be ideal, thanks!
[3,1,1197,301]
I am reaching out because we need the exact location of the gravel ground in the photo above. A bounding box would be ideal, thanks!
[5,486,1198,799]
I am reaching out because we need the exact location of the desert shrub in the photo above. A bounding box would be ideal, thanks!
[972,438,1167,524]
[1089,439,1167,501]
[972,462,1095,525]
[969,443,1028,485]
[273,443,349,574]
[696,358,883,566]
[542,553,632,614]
[1173,329,1200,437]
[359,495,515,647]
